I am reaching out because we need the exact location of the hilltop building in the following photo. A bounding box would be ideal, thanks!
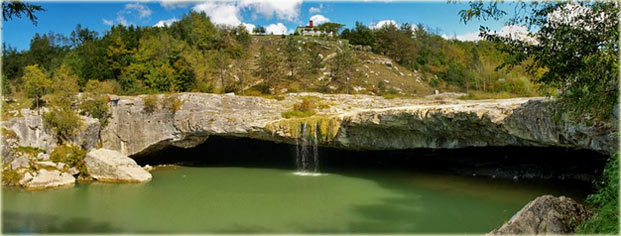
[296,20,333,37]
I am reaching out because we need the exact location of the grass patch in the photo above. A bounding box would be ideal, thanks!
[459,91,518,100]
[13,146,45,158]
[1,164,21,186]
[1,128,19,141]
[282,96,318,118]
[161,94,185,114]
[576,152,619,234]
[142,95,159,113]
[50,145,88,176]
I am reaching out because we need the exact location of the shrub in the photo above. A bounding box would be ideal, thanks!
[50,145,88,176]
[161,94,184,114]
[1,128,19,141]
[142,95,158,113]
[282,97,317,118]
[43,106,82,143]
[13,146,45,158]
[2,165,21,186]
[576,153,619,234]
[79,95,111,127]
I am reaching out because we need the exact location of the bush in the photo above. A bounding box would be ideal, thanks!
[43,106,82,143]
[2,165,21,186]
[50,145,88,176]
[282,97,317,118]
[13,146,45,158]
[142,95,158,113]
[161,94,184,114]
[79,95,111,127]
[576,153,619,234]
[2,128,19,141]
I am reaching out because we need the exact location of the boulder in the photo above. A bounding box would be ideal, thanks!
[85,149,152,182]
[488,195,591,235]
[10,155,29,169]
[22,169,76,191]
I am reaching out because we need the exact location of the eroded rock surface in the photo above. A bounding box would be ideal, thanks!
[488,195,591,235]
[84,149,152,182]
[3,93,615,160]
[21,169,76,191]
[98,93,615,157]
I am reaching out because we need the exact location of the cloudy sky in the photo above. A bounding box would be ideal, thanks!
[3,0,513,50]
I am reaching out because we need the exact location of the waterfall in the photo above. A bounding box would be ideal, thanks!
[293,122,322,176]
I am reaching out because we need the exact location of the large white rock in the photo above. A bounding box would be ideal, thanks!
[22,169,75,191]
[85,149,152,182]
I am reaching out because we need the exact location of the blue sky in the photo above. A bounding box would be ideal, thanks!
[3,1,511,51]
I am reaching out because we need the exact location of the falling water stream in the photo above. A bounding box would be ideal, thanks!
[294,122,322,176]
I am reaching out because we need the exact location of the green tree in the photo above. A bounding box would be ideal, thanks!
[2,0,44,25]
[212,50,230,93]
[329,46,359,93]
[284,36,303,78]
[256,45,285,94]
[316,22,344,35]
[460,1,618,120]
[22,64,51,113]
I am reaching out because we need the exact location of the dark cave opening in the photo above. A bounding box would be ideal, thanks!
[132,135,609,186]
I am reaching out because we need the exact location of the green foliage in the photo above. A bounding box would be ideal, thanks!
[1,128,19,141]
[460,1,618,120]
[282,97,317,118]
[84,79,118,95]
[329,46,360,93]
[340,21,376,47]
[42,104,82,143]
[13,146,44,158]
[2,165,21,186]
[161,94,184,114]
[284,36,303,78]
[78,95,110,127]
[576,153,619,234]
[316,22,344,35]
[22,64,51,110]
[142,95,158,113]
[2,1,45,25]
[256,45,286,94]
[50,144,88,176]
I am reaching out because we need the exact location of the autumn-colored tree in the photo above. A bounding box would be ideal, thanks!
[23,64,52,113]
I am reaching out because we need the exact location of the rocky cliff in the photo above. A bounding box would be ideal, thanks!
[3,93,616,161]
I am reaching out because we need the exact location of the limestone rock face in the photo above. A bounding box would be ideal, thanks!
[84,149,152,182]
[4,93,616,160]
[488,195,591,235]
[1,109,101,162]
[95,93,616,157]
[22,169,76,191]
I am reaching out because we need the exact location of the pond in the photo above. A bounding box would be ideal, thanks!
[3,165,589,234]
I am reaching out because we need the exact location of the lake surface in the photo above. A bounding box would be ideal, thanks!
[3,166,588,234]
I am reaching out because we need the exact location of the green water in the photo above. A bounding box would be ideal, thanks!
[2,166,587,234]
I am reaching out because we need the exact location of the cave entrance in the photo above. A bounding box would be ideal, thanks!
[133,135,608,185]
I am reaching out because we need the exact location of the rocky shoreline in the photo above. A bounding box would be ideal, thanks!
[2,92,616,234]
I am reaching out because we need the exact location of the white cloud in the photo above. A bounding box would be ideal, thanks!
[242,23,255,33]
[370,20,398,29]
[240,0,302,22]
[116,15,129,26]
[160,0,190,10]
[125,3,152,18]
[266,23,288,35]
[442,32,482,41]
[193,2,242,26]
[497,25,536,44]
[102,18,114,26]
[153,18,179,27]
[310,14,330,25]
[309,4,323,14]
[115,2,152,26]
[309,7,321,14]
